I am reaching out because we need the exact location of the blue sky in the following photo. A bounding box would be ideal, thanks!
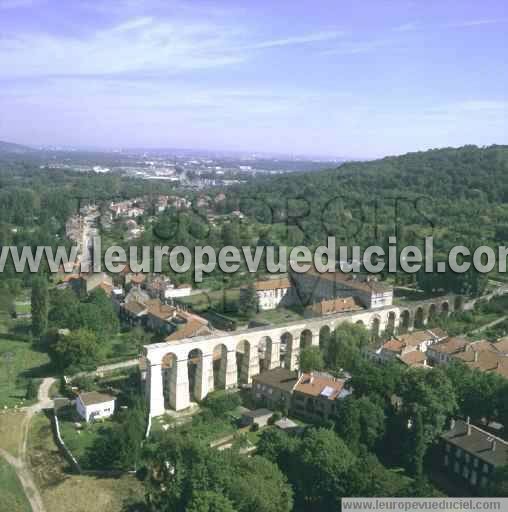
[0,0,506,158]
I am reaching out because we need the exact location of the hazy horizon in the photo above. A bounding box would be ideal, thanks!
[0,0,506,158]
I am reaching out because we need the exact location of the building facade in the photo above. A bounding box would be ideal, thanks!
[440,419,507,492]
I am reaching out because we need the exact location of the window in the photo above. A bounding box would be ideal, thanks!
[465,453,470,463]
[474,458,479,468]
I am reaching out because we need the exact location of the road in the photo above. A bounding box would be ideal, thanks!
[0,377,56,512]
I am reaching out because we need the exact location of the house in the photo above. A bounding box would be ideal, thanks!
[76,392,116,422]
[146,300,177,334]
[453,347,508,379]
[367,329,447,365]
[240,408,273,428]
[291,372,351,422]
[145,275,192,300]
[252,368,299,410]
[252,368,351,422]
[398,350,428,368]
[291,267,393,309]
[166,284,192,299]
[72,272,113,295]
[427,337,469,365]
[109,200,144,219]
[165,311,211,341]
[120,287,210,338]
[440,418,508,492]
[242,276,296,311]
[304,296,363,317]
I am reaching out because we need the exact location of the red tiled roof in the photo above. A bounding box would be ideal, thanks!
[308,296,363,316]
[253,277,292,291]
[430,337,468,354]
[399,351,427,367]
[294,372,346,400]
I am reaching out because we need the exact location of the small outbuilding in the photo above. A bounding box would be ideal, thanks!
[240,408,273,428]
[76,391,116,422]
[274,417,299,432]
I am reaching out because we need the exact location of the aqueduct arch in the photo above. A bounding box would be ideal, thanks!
[144,294,470,417]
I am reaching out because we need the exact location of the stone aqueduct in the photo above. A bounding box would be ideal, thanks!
[144,294,469,417]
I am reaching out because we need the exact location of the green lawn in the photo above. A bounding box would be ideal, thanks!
[179,288,304,328]
[29,413,145,512]
[14,302,31,316]
[99,331,141,364]
[57,405,111,467]
[0,317,53,409]
[0,458,31,512]
[253,307,305,325]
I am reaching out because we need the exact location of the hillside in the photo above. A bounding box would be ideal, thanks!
[0,140,34,154]
[231,145,508,252]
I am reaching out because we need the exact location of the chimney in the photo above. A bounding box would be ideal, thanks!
[491,440,497,452]
[466,417,472,436]
[450,418,456,430]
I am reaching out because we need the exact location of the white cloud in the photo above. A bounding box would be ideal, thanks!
[320,39,392,56]
[445,18,508,28]
[0,0,36,9]
[0,18,247,78]
[393,23,417,32]
[248,30,344,50]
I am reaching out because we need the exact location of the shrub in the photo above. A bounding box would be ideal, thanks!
[268,412,282,425]
[203,390,241,416]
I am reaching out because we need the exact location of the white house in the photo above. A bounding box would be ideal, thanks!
[76,392,116,422]
[242,276,296,311]
[165,284,192,299]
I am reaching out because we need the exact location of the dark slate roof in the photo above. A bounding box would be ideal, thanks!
[252,368,299,393]
[441,419,508,467]
[78,391,115,406]
[242,408,273,418]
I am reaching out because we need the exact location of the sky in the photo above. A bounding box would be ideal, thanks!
[0,0,506,158]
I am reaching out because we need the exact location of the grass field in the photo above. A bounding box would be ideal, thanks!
[29,413,145,512]
[57,406,111,468]
[0,458,31,512]
[0,316,53,409]
[0,410,26,457]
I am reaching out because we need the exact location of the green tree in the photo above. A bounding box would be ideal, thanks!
[336,396,386,451]
[187,491,237,512]
[25,379,37,400]
[144,433,293,512]
[408,409,426,478]
[298,346,325,373]
[239,283,258,318]
[124,326,152,355]
[398,368,457,444]
[292,428,356,511]
[325,323,370,371]
[489,465,508,497]
[53,328,100,371]
[31,276,49,338]
[86,398,147,470]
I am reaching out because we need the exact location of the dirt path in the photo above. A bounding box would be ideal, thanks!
[0,377,56,512]
[470,315,508,334]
